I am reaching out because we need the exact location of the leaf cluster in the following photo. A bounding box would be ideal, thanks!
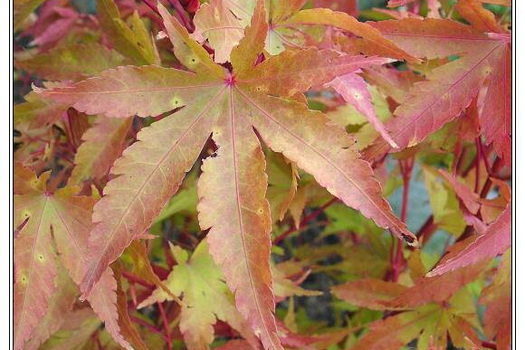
[14,0,511,349]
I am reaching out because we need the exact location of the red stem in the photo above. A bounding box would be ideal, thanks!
[130,315,167,339]
[273,198,338,244]
[167,0,194,32]
[158,302,173,349]
[140,0,161,16]
[474,138,481,193]
[477,137,492,177]
[416,216,438,245]
[481,340,497,350]
[389,159,413,282]
[121,271,155,290]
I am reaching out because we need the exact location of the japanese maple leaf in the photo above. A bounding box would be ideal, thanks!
[326,72,398,148]
[364,6,511,166]
[70,116,132,184]
[480,251,511,350]
[192,0,415,59]
[337,264,489,349]
[40,2,416,348]
[139,241,259,350]
[428,205,510,276]
[14,164,133,350]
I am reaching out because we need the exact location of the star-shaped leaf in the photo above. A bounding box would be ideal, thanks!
[39,2,416,348]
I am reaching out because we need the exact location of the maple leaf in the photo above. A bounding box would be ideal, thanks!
[428,205,510,276]
[265,151,299,224]
[363,16,511,165]
[14,92,68,129]
[23,267,78,350]
[480,250,511,350]
[332,278,408,310]
[384,261,489,308]
[192,0,252,63]
[139,241,259,350]
[438,169,481,214]
[14,164,134,350]
[326,72,398,148]
[340,265,489,349]
[422,166,466,236]
[192,0,416,59]
[70,116,132,184]
[97,0,160,66]
[16,42,126,81]
[39,308,102,350]
[39,2,416,348]
[353,291,483,349]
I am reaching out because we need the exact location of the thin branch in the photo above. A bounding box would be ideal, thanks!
[388,158,413,282]
[158,302,173,350]
[130,315,167,339]
[121,271,155,290]
[474,138,482,193]
[481,340,497,350]
[167,0,194,32]
[140,0,161,16]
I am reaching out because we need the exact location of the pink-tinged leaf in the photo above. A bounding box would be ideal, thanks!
[362,19,507,160]
[480,44,511,165]
[139,241,259,350]
[23,268,77,350]
[385,261,488,308]
[213,339,255,350]
[192,0,247,63]
[33,16,418,345]
[230,0,268,76]
[456,0,503,33]
[352,299,481,350]
[238,49,392,98]
[14,164,132,350]
[428,206,510,276]
[15,43,126,81]
[237,88,416,245]
[283,8,418,62]
[327,73,398,148]
[198,89,283,350]
[332,279,408,310]
[362,66,423,103]
[80,87,224,296]
[31,9,79,48]
[373,50,494,153]
[88,270,134,350]
[14,171,58,350]
[480,251,511,350]
[42,185,134,349]
[370,19,489,59]
[70,117,132,184]
[15,92,68,128]
[39,65,223,118]
[438,169,481,214]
